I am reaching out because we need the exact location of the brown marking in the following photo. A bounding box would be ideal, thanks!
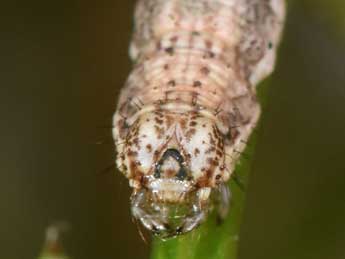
[154,110,164,117]
[130,161,140,179]
[167,80,176,87]
[194,148,200,156]
[146,144,152,153]
[127,150,138,157]
[200,66,210,75]
[191,93,198,106]
[179,118,187,129]
[206,169,213,178]
[154,125,164,139]
[189,121,197,127]
[208,133,216,145]
[165,114,174,128]
[205,40,212,49]
[196,176,209,188]
[133,138,140,147]
[164,64,169,70]
[154,117,163,124]
[193,81,202,87]
[212,159,219,167]
[165,47,174,55]
[185,128,196,140]
[165,169,176,178]
[205,147,216,154]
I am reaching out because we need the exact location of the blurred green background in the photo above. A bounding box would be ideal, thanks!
[0,0,344,258]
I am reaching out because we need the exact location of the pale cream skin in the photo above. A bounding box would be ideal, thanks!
[113,0,285,238]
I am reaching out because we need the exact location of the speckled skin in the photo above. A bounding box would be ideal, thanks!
[113,0,285,238]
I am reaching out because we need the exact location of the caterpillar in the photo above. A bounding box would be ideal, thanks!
[113,0,285,239]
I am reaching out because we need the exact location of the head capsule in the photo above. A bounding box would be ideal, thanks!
[115,110,230,238]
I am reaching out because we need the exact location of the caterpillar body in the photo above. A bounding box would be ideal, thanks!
[113,0,285,239]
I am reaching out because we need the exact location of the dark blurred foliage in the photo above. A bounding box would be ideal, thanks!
[0,1,343,259]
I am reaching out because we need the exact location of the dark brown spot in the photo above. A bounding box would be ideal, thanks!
[192,31,200,36]
[130,161,137,175]
[207,157,214,165]
[212,126,220,138]
[155,117,163,124]
[205,146,216,154]
[127,150,138,157]
[193,81,202,87]
[206,169,213,178]
[197,176,209,188]
[213,159,219,166]
[189,121,197,127]
[164,64,169,70]
[192,93,198,106]
[154,125,164,139]
[165,47,174,55]
[180,118,187,129]
[167,80,176,87]
[215,174,222,180]
[194,148,200,156]
[205,40,212,49]
[185,128,196,140]
[208,51,215,58]
[200,66,210,75]
[146,144,152,153]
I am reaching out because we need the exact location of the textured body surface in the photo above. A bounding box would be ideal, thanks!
[113,0,285,238]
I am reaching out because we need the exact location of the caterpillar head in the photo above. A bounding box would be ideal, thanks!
[115,110,231,238]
